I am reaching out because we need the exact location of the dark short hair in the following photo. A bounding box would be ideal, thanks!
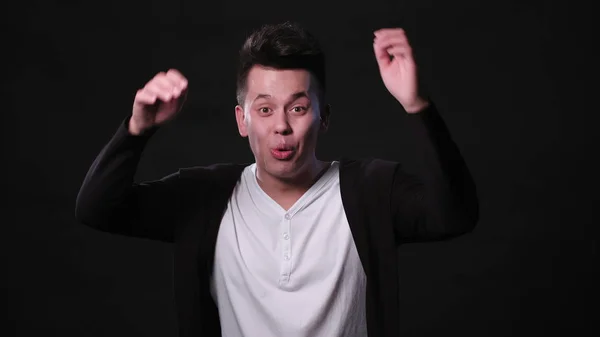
[236,21,326,106]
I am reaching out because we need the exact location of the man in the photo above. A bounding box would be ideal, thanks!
[76,22,478,337]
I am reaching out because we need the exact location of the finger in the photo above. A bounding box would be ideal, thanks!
[373,40,392,68]
[374,28,407,39]
[153,75,183,96]
[144,82,175,102]
[163,73,186,94]
[165,69,188,89]
[375,35,413,55]
[385,45,413,60]
[135,89,157,105]
[374,35,409,49]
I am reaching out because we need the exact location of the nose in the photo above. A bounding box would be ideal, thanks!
[273,110,292,135]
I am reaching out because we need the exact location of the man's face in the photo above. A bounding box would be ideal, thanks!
[235,65,327,180]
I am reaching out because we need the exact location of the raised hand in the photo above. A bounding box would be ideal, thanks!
[129,69,188,135]
[373,28,429,113]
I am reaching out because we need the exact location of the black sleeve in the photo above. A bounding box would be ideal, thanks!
[391,103,479,243]
[75,117,183,242]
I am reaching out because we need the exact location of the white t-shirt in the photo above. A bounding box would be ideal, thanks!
[210,161,368,337]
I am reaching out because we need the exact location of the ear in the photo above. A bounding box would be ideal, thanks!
[235,105,248,137]
[319,104,331,132]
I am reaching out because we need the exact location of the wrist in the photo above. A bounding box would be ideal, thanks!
[128,117,150,136]
[403,98,430,114]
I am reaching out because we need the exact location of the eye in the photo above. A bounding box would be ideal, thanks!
[291,106,307,113]
[258,107,271,114]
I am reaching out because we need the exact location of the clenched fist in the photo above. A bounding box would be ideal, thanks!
[129,69,188,135]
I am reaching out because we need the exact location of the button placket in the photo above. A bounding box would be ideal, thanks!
[280,212,293,283]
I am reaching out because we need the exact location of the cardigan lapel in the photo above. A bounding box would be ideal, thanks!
[338,157,371,278]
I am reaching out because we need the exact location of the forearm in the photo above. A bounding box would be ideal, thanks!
[394,102,479,241]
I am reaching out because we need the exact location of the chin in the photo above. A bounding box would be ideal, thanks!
[263,158,304,180]
[266,162,298,179]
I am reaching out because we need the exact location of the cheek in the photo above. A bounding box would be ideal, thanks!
[246,121,269,151]
[297,117,320,142]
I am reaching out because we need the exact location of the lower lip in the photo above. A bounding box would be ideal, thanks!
[270,149,295,160]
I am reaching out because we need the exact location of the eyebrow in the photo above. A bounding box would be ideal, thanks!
[252,91,309,103]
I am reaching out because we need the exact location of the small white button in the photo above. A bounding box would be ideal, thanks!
[284,213,291,220]
[283,233,290,240]
[283,254,290,260]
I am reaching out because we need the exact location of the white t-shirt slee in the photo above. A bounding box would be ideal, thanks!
[210,161,368,337]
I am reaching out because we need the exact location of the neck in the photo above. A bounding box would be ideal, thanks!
[255,156,329,202]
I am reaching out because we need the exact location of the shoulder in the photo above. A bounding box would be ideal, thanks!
[163,163,248,200]
[338,157,401,197]
[177,162,248,183]
[339,157,398,178]
[337,158,403,212]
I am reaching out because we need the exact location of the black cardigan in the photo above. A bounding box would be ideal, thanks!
[75,103,479,337]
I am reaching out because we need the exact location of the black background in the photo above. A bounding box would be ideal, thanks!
[4,0,597,336]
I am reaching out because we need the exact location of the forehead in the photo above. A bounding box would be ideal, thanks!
[246,66,315,99]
